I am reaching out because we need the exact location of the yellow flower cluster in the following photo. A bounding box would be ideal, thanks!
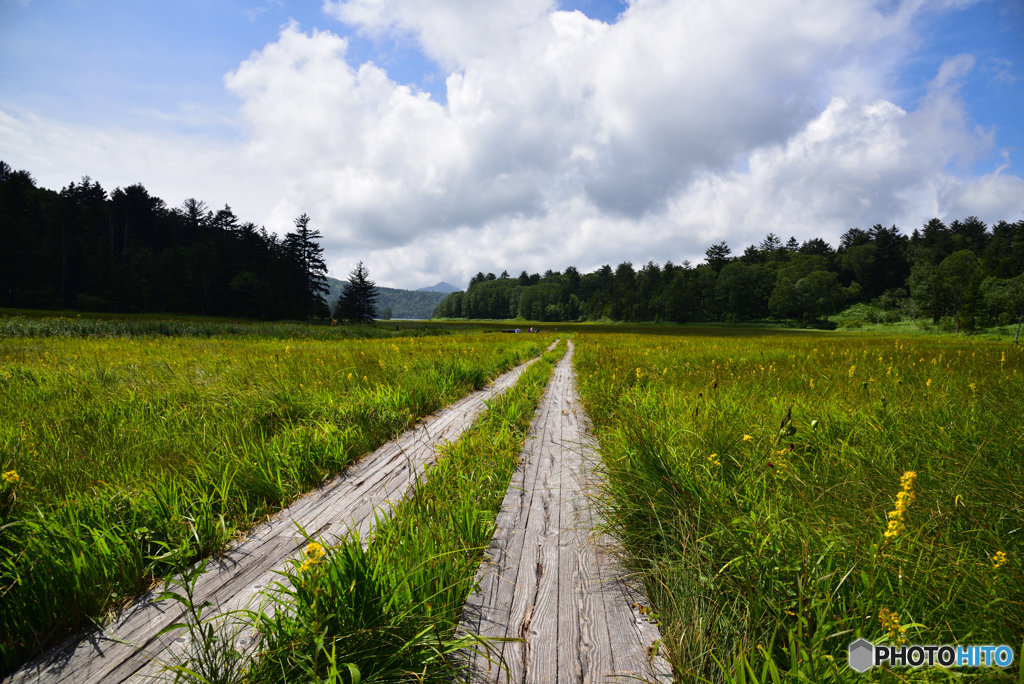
[879,608,907,644]
[707,453,721,467]
[743,434,753,442]
[884,471,917,539]
[992,551,1008,570]
[2,470,20,484]
[298,542,327,572]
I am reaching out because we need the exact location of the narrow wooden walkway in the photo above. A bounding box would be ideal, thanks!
[460,342,672,684]
[8,353,547,684]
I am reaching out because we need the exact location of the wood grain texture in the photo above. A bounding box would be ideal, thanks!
[7,349,551,684]
[460,342,671,684]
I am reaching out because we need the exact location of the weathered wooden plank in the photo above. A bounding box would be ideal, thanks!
[461,350,566,684]
[527,360,571,684]
[460,342,672,684]
[7,351,548,684]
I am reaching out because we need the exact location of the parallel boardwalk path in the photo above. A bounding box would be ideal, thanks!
[460,342,672,684]
[9,352,548,684]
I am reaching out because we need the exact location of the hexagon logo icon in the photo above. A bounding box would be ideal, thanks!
[848,639,875,673]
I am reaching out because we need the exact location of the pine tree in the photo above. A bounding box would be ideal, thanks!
[334,261,379,323]
[283,213,329,318]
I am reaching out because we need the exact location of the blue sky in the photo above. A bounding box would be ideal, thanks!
[890,1,1024,173]
[1,0,1022,288]
[1,0,629,136]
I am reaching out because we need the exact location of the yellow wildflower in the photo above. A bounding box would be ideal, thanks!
[969,382,977,392]
[298,542,327,572]
[926,378,932,388]
[884,471,917,539]
[2,470,20,484]
[992,551,1008,570]
[743,434,753,442]
[879,608,907,644]
[707,453,721,467]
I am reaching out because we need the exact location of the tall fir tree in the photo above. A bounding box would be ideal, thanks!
[283,213,329,319]
[334,261,379,323]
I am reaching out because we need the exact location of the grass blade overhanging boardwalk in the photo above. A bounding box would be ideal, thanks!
[460,341,671,684]
[573,333,1024,683]
[0,332,546,674]
[7,344,556,684]
[232,341,569,684]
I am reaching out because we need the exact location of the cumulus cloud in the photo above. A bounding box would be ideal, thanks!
[3,0,1022,288]
[224,0,1021,284]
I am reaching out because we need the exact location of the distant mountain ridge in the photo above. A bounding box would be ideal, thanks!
[418,282,461,293]
[325,277,451,319]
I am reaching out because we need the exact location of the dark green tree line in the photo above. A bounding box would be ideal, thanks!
[0,162,329,320]
[434,217,1024,335]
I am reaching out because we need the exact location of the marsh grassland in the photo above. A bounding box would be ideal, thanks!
[0,324,548,675]
[4,315,1021,684]
[233,341,567,684]
[575,331,1023,682]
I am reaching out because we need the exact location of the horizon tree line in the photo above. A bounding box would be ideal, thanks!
[3,161,1021,335]
[435,219,1024,339]
[1,161,331,320]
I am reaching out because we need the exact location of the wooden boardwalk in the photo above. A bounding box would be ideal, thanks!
[8,354,545,684]
[460,342,671,684]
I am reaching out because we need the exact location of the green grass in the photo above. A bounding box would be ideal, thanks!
[574,331,1023,682]
[0,311,462,340]
[0,332,552,677]
[168,340,569,684]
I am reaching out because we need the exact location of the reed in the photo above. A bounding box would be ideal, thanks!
[575,332,1023,682]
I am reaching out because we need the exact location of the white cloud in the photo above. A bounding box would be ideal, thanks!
[3,0,1022,289]
[0,109,274,218]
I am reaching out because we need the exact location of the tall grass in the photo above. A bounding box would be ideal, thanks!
[167,341,569,684]
[0,314,448,340]
[0,333,550,676]
[575,332,1023,682]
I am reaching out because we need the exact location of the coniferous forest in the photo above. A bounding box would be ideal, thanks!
[435,220,1024,335]
[4,160,1022,333]
[0,162,330,320]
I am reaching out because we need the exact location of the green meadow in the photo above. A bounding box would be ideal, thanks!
[0,324,548,675]
[575,332,1023,682]
[3,311,1022,683]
